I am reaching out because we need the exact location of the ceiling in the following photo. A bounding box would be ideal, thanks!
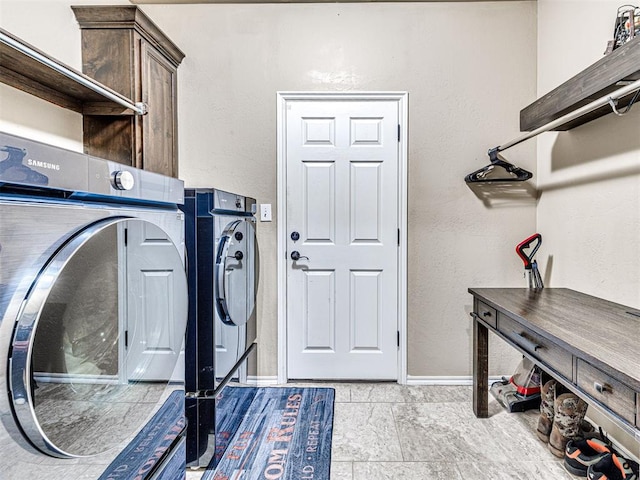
[131,0,521,4]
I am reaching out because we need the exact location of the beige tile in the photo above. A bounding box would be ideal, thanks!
[349,383,426,403]
[419,385,472,403]
[185,468,205,480]
[330,461,353,479]
[353,461,463,479]
[329,383,352,403]
[332,402,403,462]
[392,401,551,463]
[157,383,576,480]
[455,461,576,479]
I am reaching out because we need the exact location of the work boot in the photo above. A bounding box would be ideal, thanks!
[536,378,556,443]
[549,392,588,458]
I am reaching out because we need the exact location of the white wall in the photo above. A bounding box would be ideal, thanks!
[536,0,640,459]
[142,0,537,380]
[0,0,536,381]
[2,0,638,458]
[536,1,640,306]
[0,0,127,148]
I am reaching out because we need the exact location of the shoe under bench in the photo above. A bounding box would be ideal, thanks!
[468,287,640,441]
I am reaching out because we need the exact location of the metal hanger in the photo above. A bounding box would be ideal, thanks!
[464,77,640,186]
[464,148,533,183]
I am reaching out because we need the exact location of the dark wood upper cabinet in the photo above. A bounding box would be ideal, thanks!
[72,5,185,178]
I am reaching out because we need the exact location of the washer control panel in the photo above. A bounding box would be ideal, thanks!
[111,170,135,191]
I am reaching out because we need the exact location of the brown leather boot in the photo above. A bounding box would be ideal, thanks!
[548,392,588,458]
[536,378,556,443]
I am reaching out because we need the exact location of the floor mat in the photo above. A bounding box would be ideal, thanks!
[203,386,335,480]
[98,389,185,480]
[213,386,260,465]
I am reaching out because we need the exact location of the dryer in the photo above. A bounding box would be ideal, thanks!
[182,188,258,468]
[0,132,188,478]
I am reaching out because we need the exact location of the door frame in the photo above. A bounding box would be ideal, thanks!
[276,91,408,384]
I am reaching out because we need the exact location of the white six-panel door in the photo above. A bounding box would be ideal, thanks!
[125,221,187,381]
[284,97,402,380]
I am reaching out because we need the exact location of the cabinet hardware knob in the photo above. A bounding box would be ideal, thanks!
[594,382,612,394]
[513,332,542,351]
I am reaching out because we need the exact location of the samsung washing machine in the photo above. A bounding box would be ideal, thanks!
[0,132,188,479]
[182,188,258,469]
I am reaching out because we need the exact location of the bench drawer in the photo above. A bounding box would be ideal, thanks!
[576,359,636,425]
[497,314,573,380]
[475,300,497,328]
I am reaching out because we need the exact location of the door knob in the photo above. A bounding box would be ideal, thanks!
[290,250,309,261]
[227,251,243,260]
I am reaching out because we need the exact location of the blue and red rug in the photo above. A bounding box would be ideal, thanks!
[99,389,186,480]
[204,386,335,480]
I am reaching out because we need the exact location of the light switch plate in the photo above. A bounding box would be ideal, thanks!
[260,204,272,222]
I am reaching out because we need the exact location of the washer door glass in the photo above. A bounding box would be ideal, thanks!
[9,218,188,458]
[214,220,257,327]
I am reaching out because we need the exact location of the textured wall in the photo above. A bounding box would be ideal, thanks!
[142,1,537,380]
[536,0,640,459]
[0,0,537,381]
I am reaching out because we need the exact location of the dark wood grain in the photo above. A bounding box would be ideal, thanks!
[469,288,640,391]
[476,300,497,328]
[73,6,184,177]
[520,36,640,131]
[469,287,639,437]
[497,313,574,380]
[0,27,136,113]
[473,318,489,418]
[577,359,636,425]
[141,40,179,177]
[71,6,185,68]
[0,65,83,112]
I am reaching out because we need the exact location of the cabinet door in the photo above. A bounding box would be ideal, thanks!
[81,28,136,168]
[141,39,179,178]
[74,6,184,178]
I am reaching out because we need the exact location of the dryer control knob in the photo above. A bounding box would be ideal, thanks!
[111,170,135,191]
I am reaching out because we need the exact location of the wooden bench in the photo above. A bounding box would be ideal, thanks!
[469,288,640,443]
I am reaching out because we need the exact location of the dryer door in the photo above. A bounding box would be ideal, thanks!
[9,217,188,458]
[214,219,257,327]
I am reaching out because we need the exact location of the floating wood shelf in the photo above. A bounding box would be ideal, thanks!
[0,28,141,115]
[520,36,640,131]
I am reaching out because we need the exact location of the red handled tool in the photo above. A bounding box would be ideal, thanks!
[516,233,544,288]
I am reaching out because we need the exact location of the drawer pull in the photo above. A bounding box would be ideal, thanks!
[594,382,612,394]
[513,332,542,351]
[482,311,492,318]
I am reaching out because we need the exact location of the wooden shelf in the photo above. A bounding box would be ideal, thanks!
[520,36,640,131]
[0,28,140,115]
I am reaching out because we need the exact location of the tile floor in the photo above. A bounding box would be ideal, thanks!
[186,383,578,480]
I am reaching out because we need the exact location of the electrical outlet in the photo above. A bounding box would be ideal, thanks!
[260,204,272,222]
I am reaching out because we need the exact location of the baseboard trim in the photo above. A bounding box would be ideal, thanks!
[248,375,509,387]
[247,375,279,386]
[406,375,507,386]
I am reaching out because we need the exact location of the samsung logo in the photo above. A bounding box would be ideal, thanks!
[27,158,60,171]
